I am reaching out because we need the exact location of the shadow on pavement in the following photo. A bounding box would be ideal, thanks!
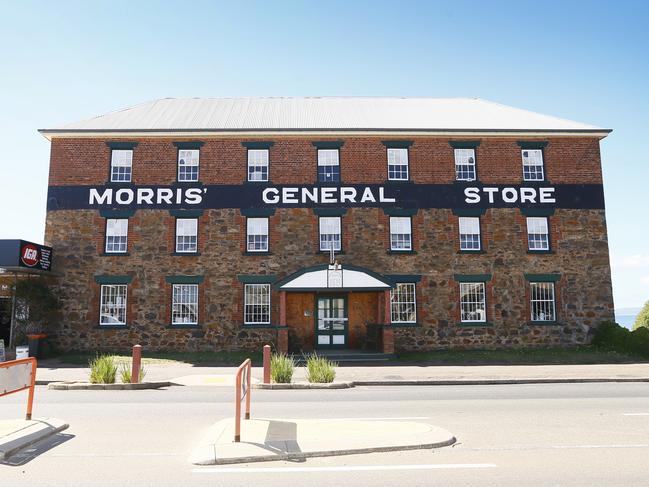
[1,433,75,467]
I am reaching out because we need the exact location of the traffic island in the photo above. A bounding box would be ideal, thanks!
[189,418,456,465]
[47,381,174,390]
[0,418,69,461]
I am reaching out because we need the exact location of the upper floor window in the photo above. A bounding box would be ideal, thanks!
[317,149,340,183]
[387,148,409,181]
[390,283,416,323]
[178,149,200,182]
[247,217,269,252]
[526,217,550,251]
[530,282,555,322]
[105,218,128,254]
[459,217,481,251]
[460,282,486,323]
[244,283,271,324]
[172,284,198,325]
[110,150,132,182]
[522,149,544,181]
[454,148,476,181]
[176,218,198,253]
[319,216,341,251]
[389,216,412,251]
[248,149,269,182]
[100,284,127,325]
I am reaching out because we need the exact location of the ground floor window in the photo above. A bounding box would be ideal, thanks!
[99,284,127,325]
[530,282,555,321]
[390,283,416,323]
[460,282,486,322]
[172,284,198,325]
[244,284,271,324]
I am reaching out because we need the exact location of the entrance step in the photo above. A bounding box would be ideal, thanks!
[290,351,396,364]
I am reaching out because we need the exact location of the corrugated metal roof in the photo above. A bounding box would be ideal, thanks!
[39,97,609,134]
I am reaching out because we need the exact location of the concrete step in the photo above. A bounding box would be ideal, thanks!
[290,352,395,364]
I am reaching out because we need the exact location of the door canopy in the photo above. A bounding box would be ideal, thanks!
[275,264,392,292]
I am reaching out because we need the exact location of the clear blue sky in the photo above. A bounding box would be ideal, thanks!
[1,0,647,309]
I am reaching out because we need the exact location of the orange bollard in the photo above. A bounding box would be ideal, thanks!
[131,344,142,384]
[263,345,271,384]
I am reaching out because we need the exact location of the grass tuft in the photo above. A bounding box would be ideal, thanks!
[305,353,337,383]
[89,355,117,384]
[270,353,295,383]
[119,362,147,383]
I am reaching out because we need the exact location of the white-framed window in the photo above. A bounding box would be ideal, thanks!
[522,149,544,181]
[172,284,198,325]
[247,217,269,252]
[390,283,416,323]
[460,282,486,323]
[176,218,198,253]
[454,148,476,181]
[105,218,128,254]
[387,148,409,181]
[317,149,340,182]
[100,284,127,325]
[244,283,271,324]
[389,216,412,251]
[248,149,269,182]
[527,217,550,251]
[178,149,200,182]
[319,216,341,251]
[459,217,481,251]
[110,149,133,182]
[530,282,556,321]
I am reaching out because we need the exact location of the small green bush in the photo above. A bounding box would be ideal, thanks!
[270,353,294,383]
[592,321,649,358]
[119,362,147,383]
[305,353,337,383]
[89,355,117,384]
[633,301,649,331]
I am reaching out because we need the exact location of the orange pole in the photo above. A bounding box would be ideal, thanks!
[245,361,251,419]
[26,358,36,420]
[263,345,271,384]
[131,345,142,384]
[234,368,242,442]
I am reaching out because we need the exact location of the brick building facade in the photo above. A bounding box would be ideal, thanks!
[40,97,615,353]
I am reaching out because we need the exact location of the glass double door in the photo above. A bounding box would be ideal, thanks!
[316,296,347,349]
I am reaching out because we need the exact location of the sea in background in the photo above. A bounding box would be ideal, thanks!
[615,312,639,330]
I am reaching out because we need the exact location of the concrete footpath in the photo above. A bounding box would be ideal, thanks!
[0,418,69,461]
[35,361,649,387]
[189,417,456,465]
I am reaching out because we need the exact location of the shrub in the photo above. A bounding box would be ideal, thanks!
[632,301,649,331]
[119,362,147,383]
[89,355,117,384]
[592,321,649,358]
[305,353,337,383]
[270,353,294,383]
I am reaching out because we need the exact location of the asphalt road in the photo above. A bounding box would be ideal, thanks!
[1,382,648,486]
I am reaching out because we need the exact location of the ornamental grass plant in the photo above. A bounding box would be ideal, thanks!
[89,355,118,384]
[305,353,337,383]
[119,362,147,383]
[270,353,295,383]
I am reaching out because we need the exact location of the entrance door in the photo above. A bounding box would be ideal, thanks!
[316,296,347,349]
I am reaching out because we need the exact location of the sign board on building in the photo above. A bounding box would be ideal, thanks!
[0,240,53,272]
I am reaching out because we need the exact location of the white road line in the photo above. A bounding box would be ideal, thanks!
[192,463,497,474]
[623,413,649,416]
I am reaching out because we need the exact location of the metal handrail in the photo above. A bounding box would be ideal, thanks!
[234,358,252,442]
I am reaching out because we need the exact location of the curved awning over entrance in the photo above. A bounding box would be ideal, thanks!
[275,264,393,292]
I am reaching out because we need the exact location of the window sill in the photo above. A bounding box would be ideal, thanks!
[384,179,413,184]
[167,323,202,329]
[528,320,560,326]
[242,323,276,329]
[97,324,128,329]
[104,181,135,186]
[243,251,272,256]
[390,322,420,328]
[171,252,201,256]
[314,181,342,186]
[457,322,493,328]
[244,180,272,185]
[458,250,485,254]
[522,179,552,184]
[387,249,417,254]
[174,180,203,185]
[527,250,554,255]
[100,252,131,257]
[453,179,480,184]
[318,250,345,255]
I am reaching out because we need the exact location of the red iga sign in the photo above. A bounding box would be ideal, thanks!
[20,244,40,267]
[17,240,52,271]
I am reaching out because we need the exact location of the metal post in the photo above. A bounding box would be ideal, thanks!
[263,345,271,384]
[234,370,242,442]
[131,344,142,383]
[26,358,37,420]
[8,272,17,351]
[245,363,251,419]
